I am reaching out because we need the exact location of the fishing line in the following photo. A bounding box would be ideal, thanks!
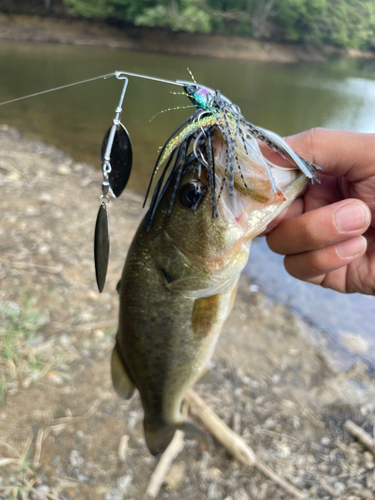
[0,70,185,107]
[0,73,117,107]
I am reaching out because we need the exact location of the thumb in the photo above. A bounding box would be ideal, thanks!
[285,128,375,181]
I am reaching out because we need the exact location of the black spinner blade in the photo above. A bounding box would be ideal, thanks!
[101,123,133,198]
[94,203,110,293]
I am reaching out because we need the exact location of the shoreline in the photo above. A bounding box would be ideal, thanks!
[1,124,375,499]
[1,13,374,63]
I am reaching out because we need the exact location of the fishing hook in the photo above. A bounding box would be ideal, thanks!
[193,131,209,168]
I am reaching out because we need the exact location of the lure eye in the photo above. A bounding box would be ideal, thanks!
[185,85,197,96]
[179,184,201,209]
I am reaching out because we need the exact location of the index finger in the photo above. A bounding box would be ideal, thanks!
[285,128,375,181]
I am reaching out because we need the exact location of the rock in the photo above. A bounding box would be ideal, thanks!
[69,450,84,467]
[117,474,132,492]
[94,329,105,339]
[51,208,64,219]
[59,334,71,348]
[321,436,332,446]
[165,462,185,489]
[36,485,50,494]
[57,164,72,175]
[118,435,129,462]
[334,482,346,496]
[38,244,50,255]
[38,193,53,203]
[30,485,50,500]
[338,331,370,354]
[105,489,123,500]
[235,488,250,500]
[46,371,64,386]
[25,206,40,216]
[22,377,32,389]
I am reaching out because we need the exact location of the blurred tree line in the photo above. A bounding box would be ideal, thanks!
[2,0,375,50]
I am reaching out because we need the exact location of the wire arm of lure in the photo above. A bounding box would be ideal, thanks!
[115,71,184,88]
[102,77,129,180]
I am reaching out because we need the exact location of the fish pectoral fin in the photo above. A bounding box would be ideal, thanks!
[195,367,221,385]
[176,419,205,437]
[192,294,220,336]
[111,342,135,400]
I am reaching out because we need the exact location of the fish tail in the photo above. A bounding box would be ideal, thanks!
[144,419,204,455]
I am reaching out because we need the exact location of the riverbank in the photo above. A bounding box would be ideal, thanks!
[1,126,375,499]
[0,13,374,63]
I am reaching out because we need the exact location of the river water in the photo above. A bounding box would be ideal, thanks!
[0,42,374,368]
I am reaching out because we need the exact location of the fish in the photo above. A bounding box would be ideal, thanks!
[111,122,309,456]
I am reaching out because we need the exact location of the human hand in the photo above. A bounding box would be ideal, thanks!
[264,128,374,294]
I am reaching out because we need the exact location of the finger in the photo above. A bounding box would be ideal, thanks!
[307,268,347,292]
[267,200,371,255]
[283,236,367,281]
[285,128,375,181]
[308,227,375,294]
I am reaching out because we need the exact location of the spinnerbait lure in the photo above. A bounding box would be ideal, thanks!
[0,69,321,291]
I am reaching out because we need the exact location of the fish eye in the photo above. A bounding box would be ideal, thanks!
[179,184,201,209]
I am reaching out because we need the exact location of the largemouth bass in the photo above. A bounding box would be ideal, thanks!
[112,127,308,455]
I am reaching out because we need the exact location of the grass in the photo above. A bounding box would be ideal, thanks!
[0,290,49,402]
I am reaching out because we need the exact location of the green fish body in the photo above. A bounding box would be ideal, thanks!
[112,131,308,455]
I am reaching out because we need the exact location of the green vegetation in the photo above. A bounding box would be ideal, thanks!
[61,0,375,49]
[0,292,49,403]
[1,0,375,49]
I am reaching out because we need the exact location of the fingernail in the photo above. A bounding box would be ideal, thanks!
[337,236,366,258]
[335,203,369,232]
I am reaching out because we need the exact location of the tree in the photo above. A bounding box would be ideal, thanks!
[61,0,375,49]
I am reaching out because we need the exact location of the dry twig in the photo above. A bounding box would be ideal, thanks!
[0,458,20,467]
[0,259,63,274]
[145,404,189,498]
[33,428,44,468]
[185,389,306,499]
[344,419,375,454]
[145,430,185,498]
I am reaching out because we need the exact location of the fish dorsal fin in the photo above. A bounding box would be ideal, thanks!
[111,342,135,400]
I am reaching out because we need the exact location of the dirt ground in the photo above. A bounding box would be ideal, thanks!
[0,126,375,500]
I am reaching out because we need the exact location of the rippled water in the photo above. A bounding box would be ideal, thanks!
[1,42,374,367]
